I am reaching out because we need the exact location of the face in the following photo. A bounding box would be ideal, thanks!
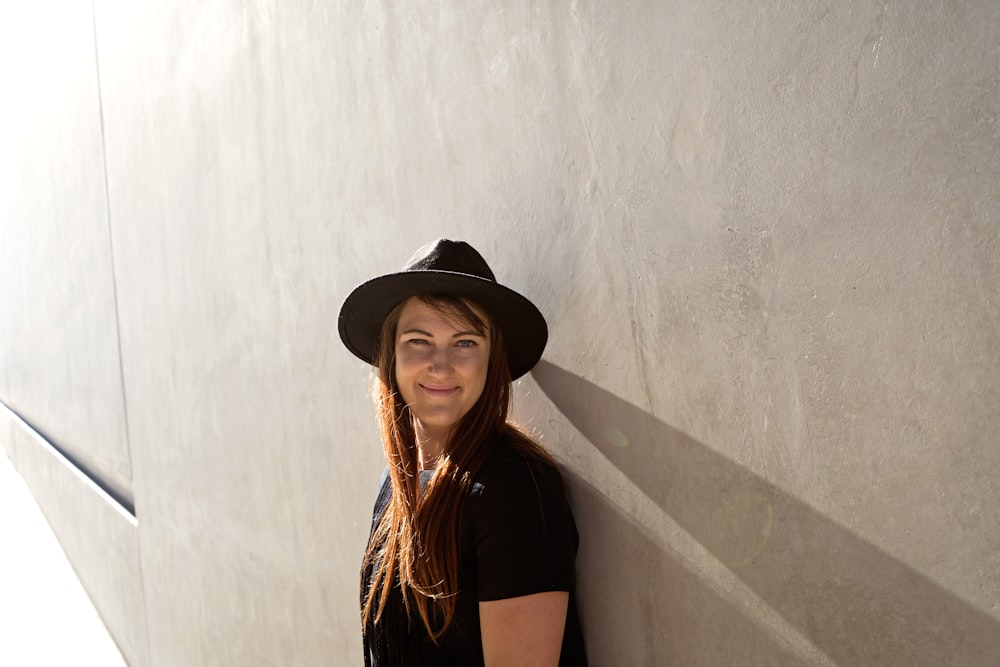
[394,297,491,439]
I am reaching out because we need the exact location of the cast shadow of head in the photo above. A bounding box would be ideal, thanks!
[533,361,999,666]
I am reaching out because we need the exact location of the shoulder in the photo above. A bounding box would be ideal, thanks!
[471,438,567,502]
[465,437,575,538]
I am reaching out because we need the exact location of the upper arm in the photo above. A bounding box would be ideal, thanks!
[480,591,569,667]
[469,453,580,663]
[472,456,579,601]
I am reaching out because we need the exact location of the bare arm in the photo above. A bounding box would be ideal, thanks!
[480,591,569,667]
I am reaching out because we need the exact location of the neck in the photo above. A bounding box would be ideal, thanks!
[414,422,449,470]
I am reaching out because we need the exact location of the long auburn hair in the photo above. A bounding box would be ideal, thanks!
[360,294,556,641]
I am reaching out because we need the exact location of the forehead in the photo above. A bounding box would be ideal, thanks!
[396,296,488,332]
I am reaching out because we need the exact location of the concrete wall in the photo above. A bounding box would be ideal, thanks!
[1,1,998,665]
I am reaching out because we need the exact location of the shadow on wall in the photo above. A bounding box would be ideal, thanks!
[532,361,1000,667]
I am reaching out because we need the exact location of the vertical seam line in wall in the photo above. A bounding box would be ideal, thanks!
[91,3,153,666]
[90,0,134,507]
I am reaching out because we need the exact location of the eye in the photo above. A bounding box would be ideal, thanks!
[455,339,478,348]
[405,338,430,346]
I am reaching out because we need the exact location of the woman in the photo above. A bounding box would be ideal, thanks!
[339,239,587,666]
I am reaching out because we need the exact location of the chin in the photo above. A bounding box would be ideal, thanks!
[413,410,468,433]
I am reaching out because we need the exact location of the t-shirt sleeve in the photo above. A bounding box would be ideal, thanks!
[469,454,579,601]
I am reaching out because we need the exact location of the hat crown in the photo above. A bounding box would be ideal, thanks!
[403,239,497,282]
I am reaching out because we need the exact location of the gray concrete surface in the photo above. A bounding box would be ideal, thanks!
[1,0,999,665]
[0,0,132,509]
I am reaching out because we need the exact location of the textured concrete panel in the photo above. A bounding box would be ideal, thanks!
[95,3,379,660]
[0,404,16,467]
[100,0,1000,664]
[0,1,132,504]
[4,407,147,665]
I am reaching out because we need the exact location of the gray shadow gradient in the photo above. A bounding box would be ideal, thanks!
[533,361,1000,666]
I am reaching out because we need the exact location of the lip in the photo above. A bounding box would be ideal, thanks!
[419,383,459,397]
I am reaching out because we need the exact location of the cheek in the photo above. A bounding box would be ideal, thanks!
[394,345,424,373]
[394,365,417,405]
[393,347,413,388]
[465,355,490,392]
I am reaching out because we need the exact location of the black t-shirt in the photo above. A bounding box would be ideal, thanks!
[362,442,587,666]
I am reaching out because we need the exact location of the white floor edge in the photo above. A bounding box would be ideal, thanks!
[0,447,127,666]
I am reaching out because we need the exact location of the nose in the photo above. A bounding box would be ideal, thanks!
[428,345,452,374]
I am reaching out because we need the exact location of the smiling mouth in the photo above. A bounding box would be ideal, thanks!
[419,384,459,396]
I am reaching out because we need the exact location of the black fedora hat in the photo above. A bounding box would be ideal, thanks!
[338,239,548,380]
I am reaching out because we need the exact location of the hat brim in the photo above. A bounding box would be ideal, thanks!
[338,270,547,380]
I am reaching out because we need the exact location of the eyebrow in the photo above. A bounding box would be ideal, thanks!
[400,327,486,338]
